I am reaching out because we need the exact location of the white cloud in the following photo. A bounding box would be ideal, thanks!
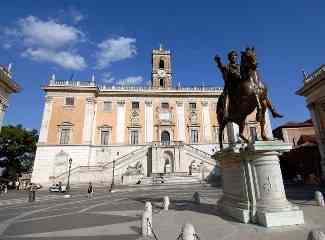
[116,76,143,85]
[2,43,12,49]
[22,48,86,70]
[17,16,84,49]
[96,36,137,69]
[2,15,87,70]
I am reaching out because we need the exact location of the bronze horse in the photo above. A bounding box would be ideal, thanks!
[216,48,278,150]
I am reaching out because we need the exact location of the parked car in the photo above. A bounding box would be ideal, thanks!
[48,183,66,192]
[30,183,42,189]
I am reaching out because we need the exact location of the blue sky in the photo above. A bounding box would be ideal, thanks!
[0,0,324,131]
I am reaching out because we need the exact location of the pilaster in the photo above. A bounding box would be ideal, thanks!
[82,97,95,144]
[38,96,53,143]
[201,101,211,143]
[145,101,153,143]
[116,101,126,144]
[176,101,185,142]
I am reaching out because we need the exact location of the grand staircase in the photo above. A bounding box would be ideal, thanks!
[53,143,219,186]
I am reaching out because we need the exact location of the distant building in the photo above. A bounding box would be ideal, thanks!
[31,46,272,186]
[273,119,315,147]
[296,65,325,179]
[279,134,321,183]
[0,64,21,131]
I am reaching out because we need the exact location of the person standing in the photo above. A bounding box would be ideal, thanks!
[16,180,20,190]
[87,182,93,199]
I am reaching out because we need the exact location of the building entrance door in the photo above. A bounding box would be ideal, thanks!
[161,131,170,145]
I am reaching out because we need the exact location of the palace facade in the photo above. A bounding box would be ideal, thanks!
[297,65,325,179]
[31,46,273,186]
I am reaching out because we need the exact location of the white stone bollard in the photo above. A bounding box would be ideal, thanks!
[163,196,170,210]
[307,230,325,240]
[315,191,325,207]
[141,210,152,237]
[145,201,152,213]
[193,192,200,204]
[182,223,196,240]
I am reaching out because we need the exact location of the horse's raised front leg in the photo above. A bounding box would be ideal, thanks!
[238,121,249,144]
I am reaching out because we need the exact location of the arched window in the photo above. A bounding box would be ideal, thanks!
[159,59,164,69]
[160,78,164,87]
[161,131,170,145]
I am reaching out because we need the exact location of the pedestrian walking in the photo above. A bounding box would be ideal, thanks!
[87,182,93,199]
[4,184,7,194]
[16,180,20,190]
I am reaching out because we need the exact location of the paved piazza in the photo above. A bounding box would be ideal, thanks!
[0,184,325,240]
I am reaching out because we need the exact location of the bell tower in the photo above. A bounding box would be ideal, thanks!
[151,44,172,88]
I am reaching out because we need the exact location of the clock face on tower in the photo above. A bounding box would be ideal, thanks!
[157,69,165,77]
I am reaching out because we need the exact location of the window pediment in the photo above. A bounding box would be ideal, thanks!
[58,122,74,127]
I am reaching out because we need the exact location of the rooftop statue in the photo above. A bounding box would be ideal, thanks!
[214,47,283,150]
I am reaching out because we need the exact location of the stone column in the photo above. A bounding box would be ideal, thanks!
[176,101,185,142]
[145,101,153,143]
[202,101,211,143]
[82,97,95,144]
[308,103,325,177]
[249,147,304,227]
[38,96,53,143]
[116,101,125,144]
[215,141,304,227]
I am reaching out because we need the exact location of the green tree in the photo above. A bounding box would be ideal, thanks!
[0,124,38,178]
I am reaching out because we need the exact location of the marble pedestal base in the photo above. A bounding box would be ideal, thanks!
[215,141,304,227]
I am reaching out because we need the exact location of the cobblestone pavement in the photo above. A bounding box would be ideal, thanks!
[0,184,324,240]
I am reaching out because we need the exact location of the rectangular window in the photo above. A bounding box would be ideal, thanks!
[190,129,199,143]
[132,101,139,109]
[65,97,74,106]
[250,127,257,142]
[161,102,169,109]
[130,130,139,145]
[101,130,110,145]
[189,102,197,110]
[103,101,112,112]
[60,128,70,144]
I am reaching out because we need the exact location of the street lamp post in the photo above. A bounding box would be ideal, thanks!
[109,152,119,192]
[66,158,72,192]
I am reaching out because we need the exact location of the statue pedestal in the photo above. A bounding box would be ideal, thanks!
[215,141,304,227]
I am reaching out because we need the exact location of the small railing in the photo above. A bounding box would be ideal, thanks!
[99,84,222,92]
[49,80,96,87]
[48,79,222,92]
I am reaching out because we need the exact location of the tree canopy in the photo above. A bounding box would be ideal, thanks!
[0,124,38,179]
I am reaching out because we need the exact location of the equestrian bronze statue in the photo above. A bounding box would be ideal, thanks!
[214,47,283,150]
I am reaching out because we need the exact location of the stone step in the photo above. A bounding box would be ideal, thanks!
[139,175,201,185]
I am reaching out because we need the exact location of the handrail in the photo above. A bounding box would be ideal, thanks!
[102,145,149,168]
[53,165,80,179]
[184,145,213,158]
